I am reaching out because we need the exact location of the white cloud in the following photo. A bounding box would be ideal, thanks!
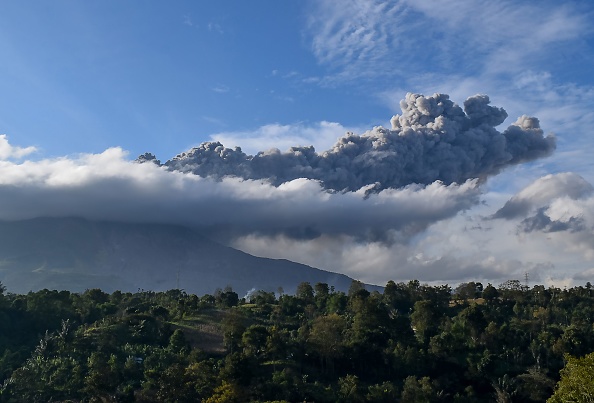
[183,15,193,27]
[212,85,230,93]
[0,138,480,244]
[305,0,414,85]
[209,121,365,154]
[492,173,594,262]
[492,173,594,219]
[402,0,589,74]
[306,0,589,83]
[0,135,37,159]
[231,231,544,287]
[207,22,223,34]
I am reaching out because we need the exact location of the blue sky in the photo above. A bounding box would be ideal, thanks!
[0,1,388,158]
[1,0,594,287]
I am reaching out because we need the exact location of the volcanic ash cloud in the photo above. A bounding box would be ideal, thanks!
[162,93,555,191]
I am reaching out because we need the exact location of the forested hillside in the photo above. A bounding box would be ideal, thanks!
[0,279,593,402]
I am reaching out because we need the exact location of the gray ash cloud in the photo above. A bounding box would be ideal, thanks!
[158,93,555,191]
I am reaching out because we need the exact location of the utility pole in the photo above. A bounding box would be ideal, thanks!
[176,268,180,290]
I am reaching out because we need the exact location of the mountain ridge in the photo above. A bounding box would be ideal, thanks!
[0,217,375,296]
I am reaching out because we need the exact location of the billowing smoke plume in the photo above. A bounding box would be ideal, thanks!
[160,93,555,191]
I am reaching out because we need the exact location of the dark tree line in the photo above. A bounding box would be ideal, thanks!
[0,279,593,402]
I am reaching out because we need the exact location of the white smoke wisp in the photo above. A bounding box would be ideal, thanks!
[163,93,555,192]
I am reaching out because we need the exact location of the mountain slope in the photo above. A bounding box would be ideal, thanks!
[0,217,366,296]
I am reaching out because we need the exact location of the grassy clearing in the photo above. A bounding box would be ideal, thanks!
[449,297,486,307]
[170,309,226,354]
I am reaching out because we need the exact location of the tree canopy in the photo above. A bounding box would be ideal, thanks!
[0,279,593,402]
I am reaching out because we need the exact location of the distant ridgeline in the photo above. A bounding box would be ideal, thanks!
[0,217,377,296]
[0,279,592,401]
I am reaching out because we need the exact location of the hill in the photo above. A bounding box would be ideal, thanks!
[0,217,367,296]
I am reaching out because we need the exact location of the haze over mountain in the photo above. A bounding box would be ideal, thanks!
[0,217,363,296]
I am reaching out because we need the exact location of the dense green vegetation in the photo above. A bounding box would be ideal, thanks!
[1,279,594,402]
